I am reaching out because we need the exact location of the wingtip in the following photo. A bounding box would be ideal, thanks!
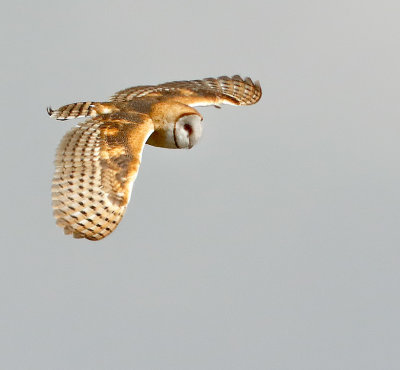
[231,75,261,89]
[254,80,262,96]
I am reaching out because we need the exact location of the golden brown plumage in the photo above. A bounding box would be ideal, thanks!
[110,75,262,106]
[49,75,262,240]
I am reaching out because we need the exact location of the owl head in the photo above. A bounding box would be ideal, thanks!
[147,104,203,149]
[173,113,203,149]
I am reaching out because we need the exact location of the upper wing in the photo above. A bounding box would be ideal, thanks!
[52,113,154,240]
[47,102,118,121]
[110,75,262,107]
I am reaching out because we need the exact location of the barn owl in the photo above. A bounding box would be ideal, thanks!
[48,75,262,240]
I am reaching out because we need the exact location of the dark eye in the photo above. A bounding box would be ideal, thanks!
[184,123,193,135]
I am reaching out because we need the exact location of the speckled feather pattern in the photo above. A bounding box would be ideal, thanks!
[52,116,152,240]
[52,119,125,240]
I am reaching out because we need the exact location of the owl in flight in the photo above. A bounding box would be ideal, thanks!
[48,75,262,240]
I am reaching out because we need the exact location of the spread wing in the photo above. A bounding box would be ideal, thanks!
[52,113,154,240]
[110,75,262,107]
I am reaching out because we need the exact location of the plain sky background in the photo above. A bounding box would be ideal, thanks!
[1,0,400,369]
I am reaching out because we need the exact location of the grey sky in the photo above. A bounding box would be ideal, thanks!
[1,1,400,369]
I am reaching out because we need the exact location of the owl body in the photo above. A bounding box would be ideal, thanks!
[48,75,262,240]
